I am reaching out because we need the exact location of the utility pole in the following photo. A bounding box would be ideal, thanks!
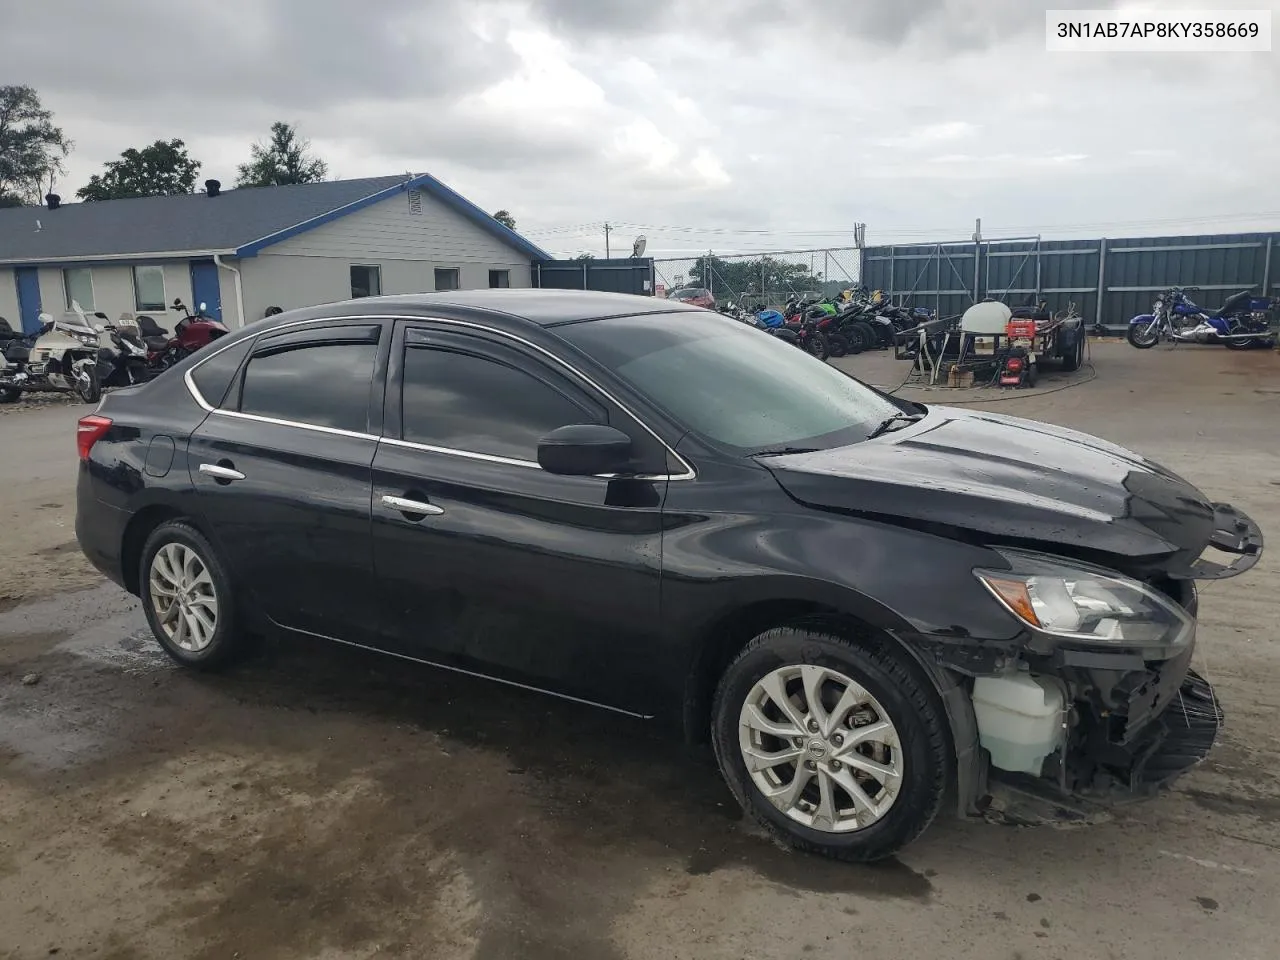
[604,222,612,259]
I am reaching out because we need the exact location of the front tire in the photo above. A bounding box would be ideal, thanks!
[1127,321,1158,349]
[711,626,950,862]
[140,521,245,670]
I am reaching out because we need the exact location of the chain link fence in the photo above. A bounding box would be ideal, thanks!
[652,248,861,310]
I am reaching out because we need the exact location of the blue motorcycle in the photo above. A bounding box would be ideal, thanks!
[1128,286,1277,350]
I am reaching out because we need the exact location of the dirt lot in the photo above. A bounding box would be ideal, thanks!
[2,342,1279,960]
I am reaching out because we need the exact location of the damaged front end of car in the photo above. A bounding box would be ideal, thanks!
[929,506,1261,824]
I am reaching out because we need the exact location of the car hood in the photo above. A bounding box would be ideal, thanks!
[761,407,1261,578]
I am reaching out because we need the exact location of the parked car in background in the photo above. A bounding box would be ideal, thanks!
[75,290,1261,862]
[666,286,716,309]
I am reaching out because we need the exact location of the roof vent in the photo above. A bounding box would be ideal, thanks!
[205,179,221,198]
[407,189,422,215]
[45,193,61,210]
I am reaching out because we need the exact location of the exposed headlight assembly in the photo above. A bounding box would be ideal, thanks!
[975,549,1193,657]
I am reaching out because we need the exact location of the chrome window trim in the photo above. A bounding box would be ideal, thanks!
[182,313,697,480]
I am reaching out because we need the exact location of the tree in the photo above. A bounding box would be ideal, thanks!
[686,254,822,303]
[236,121,328,188]
[574,252,595,260]
[76,139,202,201]
[493,209,516,230]
[0,85,72,205]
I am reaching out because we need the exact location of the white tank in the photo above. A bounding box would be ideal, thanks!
[971,674,1066,776]
[960,300,1013,335]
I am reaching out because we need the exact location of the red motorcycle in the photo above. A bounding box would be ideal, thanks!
[135,299,230,370]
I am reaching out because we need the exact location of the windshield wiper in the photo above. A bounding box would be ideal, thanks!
[752,446,822,458]
[867,413,924,440]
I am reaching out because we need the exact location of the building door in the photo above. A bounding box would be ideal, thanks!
[15,267,42,334]
[189,259,222,321]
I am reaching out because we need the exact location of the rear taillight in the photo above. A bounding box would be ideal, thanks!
[77,415,112,461]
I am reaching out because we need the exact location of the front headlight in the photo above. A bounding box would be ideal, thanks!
[975,549,1193,656]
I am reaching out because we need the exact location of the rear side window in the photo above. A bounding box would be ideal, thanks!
[190,337,254,408]
[401,346,601,461]
[240,337,378,433]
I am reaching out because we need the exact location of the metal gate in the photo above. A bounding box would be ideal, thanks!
[533,258,655,296]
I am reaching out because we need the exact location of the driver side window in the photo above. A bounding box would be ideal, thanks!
[401,344,604,462]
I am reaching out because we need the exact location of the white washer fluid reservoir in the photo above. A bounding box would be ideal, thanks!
[971,674,1067,776]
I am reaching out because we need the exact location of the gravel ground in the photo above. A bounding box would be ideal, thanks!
[1,341,1278,960]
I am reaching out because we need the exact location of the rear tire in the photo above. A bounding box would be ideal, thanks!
[827,335,849,358]
[0,386,20,404]
[1060,333,1084,371]
[1127,322,1158,349]
[1224,337,1261,350]
[805,332,830,361]
[853,322,879,351]
[140,521,246,670]
[711,625,950,863]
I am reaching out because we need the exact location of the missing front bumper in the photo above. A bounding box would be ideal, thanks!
[980,669,1222,826]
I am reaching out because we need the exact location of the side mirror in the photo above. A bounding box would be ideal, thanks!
[537,424,632,476]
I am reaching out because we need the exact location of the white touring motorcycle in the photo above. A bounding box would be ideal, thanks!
[0,303,151,404]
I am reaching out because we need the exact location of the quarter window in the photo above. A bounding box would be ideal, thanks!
[240,340,377,433]
[63,268,95,310]
[401,345,599,461]
[434,268,460,291]
[191,336,255,409]
[133,265,166,311]
[350,264,382,298]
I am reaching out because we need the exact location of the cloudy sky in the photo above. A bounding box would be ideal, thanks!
[3,0,1278,256]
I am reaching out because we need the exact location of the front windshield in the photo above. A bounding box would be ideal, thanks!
[556,311,906,453]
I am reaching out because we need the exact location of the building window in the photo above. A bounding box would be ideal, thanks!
[434,268,460,291]
[488,269,510,289]
[350,264,382,299]
[63,268,95,310]
[133,265,166,311]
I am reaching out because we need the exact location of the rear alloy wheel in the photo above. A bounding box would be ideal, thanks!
[712,626,949,862]
[140,521,244,669]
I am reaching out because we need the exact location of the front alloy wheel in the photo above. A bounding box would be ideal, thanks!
[712,626,950,862]
[739,665,903,832]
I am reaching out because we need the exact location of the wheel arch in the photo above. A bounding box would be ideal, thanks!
[120,503,213,595]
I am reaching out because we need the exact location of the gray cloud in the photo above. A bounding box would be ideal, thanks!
[1,0,1274,253]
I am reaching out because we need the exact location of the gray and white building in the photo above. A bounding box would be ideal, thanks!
[0,174,550,332]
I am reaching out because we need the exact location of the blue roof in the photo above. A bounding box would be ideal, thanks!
[0,173,550,265]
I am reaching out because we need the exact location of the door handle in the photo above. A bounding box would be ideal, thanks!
[199,463,245,481]
[381,494,445,517]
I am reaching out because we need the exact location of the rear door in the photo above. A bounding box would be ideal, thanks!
[187,319,388,644]
[370,320,673,714]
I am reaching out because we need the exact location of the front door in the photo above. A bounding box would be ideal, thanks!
[370,321,671,715]
[186,319,386,643]
[15,267,41,333]
[189,259,223,321]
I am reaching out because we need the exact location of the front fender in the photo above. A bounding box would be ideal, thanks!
[1129,314,1156,325]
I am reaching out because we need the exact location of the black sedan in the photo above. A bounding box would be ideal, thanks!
[75,290,1262,861]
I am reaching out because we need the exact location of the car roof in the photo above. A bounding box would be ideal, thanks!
[309,289,706,328]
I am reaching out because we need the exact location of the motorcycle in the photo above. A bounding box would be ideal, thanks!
[0,307,105,403]
[152,298,230,368]
[1128,286,1277,350]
